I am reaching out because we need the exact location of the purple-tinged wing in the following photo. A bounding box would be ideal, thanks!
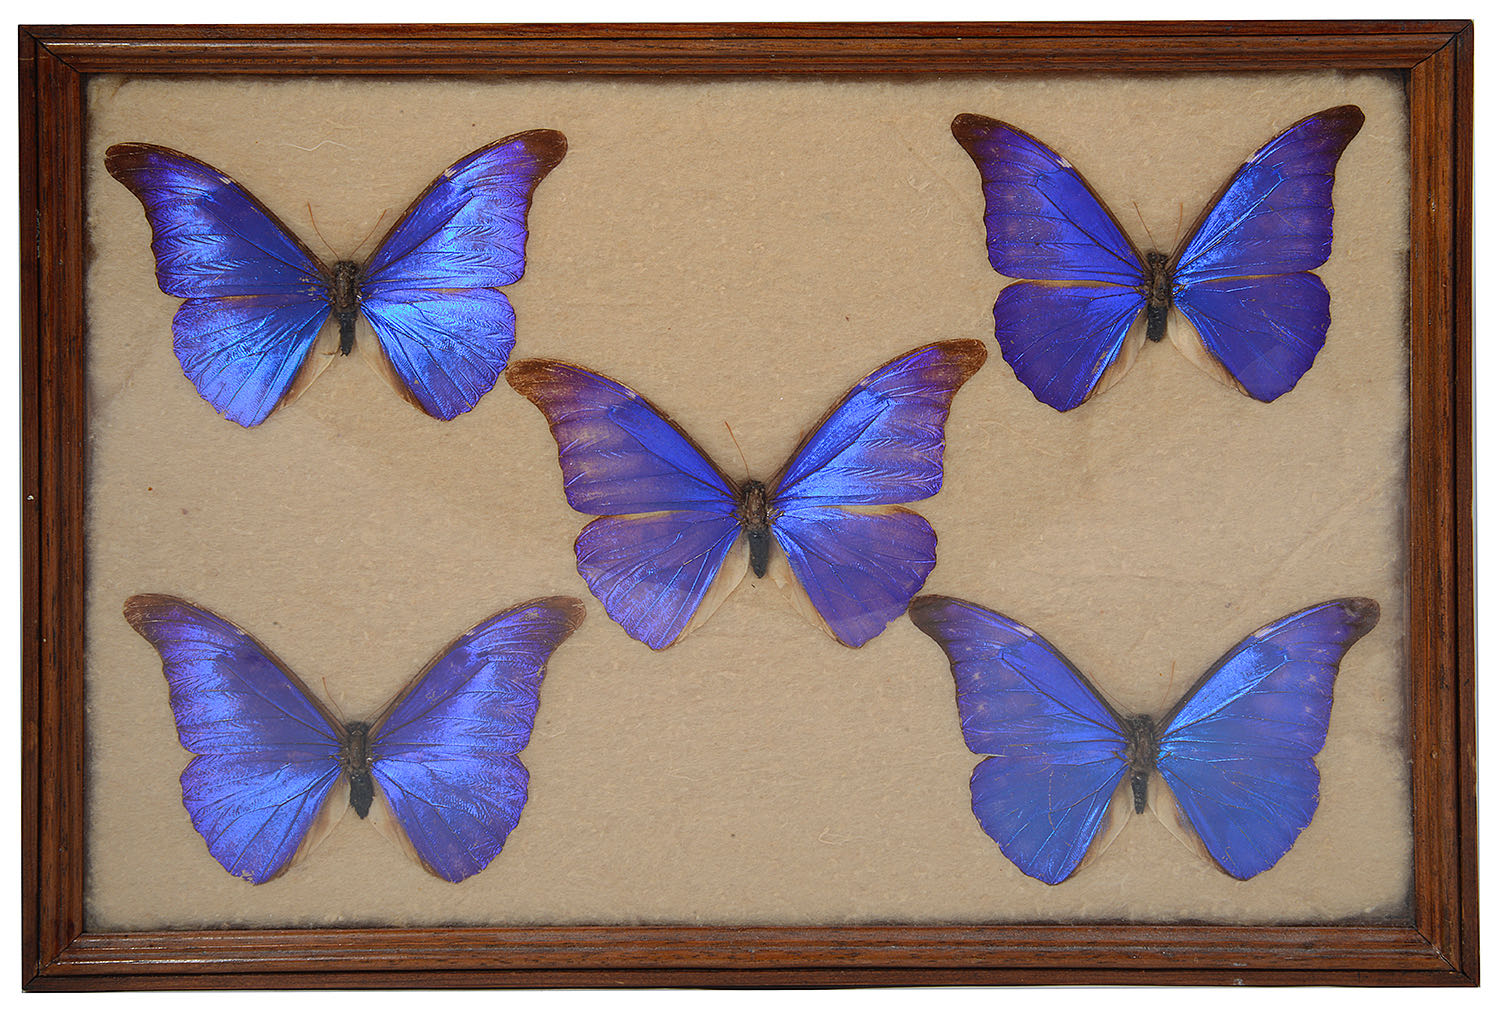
[908,596,1131,884]
[770,341,986,507]
[358,131,565,420]
[362,131,566,291]
[574,512,747,650]
[1169,107,1363,401]
[772,507,936,648]
[368,597,584,882]
[123,594,345,884]
[105,143,335,426]
[508,359,741,515]
[950,115,1145,285]
[993,282,1147,412]
[1172,107,1364,286]
[1171,273,1331,402]
[1154,597,1379,880]
[949,116,1151,412]
[359,287,515,420]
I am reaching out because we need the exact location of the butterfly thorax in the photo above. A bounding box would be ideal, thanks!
[341,720,375,819]
[1121,713,1159,814]
[737,480,774,579]
[330,260,362,356]
[1143,251,1173,343]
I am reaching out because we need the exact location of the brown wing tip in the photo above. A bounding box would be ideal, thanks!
[122,592,190,630]
[503,595,588,644]
[519,129,568,172]
[937,337,989,381]
[1337,596,1381,638]
[505,357,575,397]
[950,112,1002,143]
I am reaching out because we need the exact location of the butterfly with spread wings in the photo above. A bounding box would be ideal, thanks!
[509,341,986,650]
[909,595,1379,883]
[125,594,584,883]
[951,106,1364,411]
[106,131,566,426]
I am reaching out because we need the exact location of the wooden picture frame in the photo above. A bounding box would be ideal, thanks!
[20,21,1475,988]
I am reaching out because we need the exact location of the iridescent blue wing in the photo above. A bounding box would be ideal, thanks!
[105,144,334,427]
[123,595,346,884]
[771,506,936,648]
[908,596,1131,884]
[1154,598,1379,879]
[573,513,746,651]
[1169,106,1364,402]
[368,598,584,882]
[359,131,567,420]
[508,359,747,649]
[767,341,985,646]
[772,341,987,506]
[951,115,1148,412]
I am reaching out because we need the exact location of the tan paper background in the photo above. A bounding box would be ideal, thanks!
[83,71,1409,929]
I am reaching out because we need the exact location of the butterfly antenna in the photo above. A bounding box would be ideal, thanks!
[724,422,751,478]
[306,202,339,261]
[1132,200,1160,252]
[319,672,348,724]
[351,208,389,261]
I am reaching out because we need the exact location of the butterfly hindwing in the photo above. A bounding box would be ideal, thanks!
[360,131,567,420]
[908,596,1131,884]
[123,594,347,884]
[1153,597,1380,879]
[369,597,585,882]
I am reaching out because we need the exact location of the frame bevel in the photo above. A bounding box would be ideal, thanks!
[19,21,1475,989]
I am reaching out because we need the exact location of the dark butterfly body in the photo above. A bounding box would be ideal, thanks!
[909,595,1379,883]
[509,341,987,650]
[951,106,1364,411]
[105,131,566,426]
[124,594,585,883]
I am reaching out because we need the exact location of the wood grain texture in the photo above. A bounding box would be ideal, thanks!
[18,20,1476,990]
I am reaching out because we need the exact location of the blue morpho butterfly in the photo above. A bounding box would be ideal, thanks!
[104,131,566,426]
[124,594,585,883]
[950,106,1364,411]
[508,341,987,650]
[908,596,1380,883]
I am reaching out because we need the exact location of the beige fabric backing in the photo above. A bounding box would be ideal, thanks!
[83,71,1409,929]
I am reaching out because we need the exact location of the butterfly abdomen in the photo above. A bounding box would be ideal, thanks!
[1144,252,1173,342]
[737,480,774,578]
[331,260,362,355]
[1122,713,1159,813]
[341,720,375,818]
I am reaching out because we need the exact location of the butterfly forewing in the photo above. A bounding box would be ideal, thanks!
[949,115,1144,285]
